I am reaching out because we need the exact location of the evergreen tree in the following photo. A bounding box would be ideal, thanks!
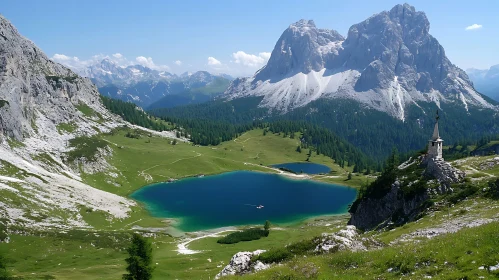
[296,146,302,153]
[172,139,177,145]
[123,233,154,280]
[347,172,352,180]
[264,220,271,231]
[0,252,9,280]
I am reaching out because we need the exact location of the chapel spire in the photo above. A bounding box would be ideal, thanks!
[428,109,443,159]
[432,110,440,140]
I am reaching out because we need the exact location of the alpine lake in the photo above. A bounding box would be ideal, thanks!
[131,163,356,232]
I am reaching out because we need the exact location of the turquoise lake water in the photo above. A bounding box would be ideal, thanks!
[271,162,331,174]
[131,171,356,232]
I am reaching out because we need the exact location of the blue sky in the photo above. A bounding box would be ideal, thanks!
[2,0,498,76]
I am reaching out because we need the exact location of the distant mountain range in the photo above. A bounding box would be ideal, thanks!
[224,4,497,120]
[466,66,499,101]
[68,59,233,108]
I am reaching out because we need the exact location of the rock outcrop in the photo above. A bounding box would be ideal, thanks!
[348,181,429,231]
[315,225,383,253]
[423,157,466,186]
[215,250,268,279]
[0,14,135,229]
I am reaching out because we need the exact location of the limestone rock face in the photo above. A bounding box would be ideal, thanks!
[348,181,429,231]
[315,225,382,253]
[423,157,466,186]
[0,15,113,141]
[224,4,497,119]
[215,250,268,279]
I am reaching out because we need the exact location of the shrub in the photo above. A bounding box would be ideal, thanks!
[217,228,269,244]
[447,184,479,204]
[486,179,499,199]
[254,247,293,263]
[66,136,107,162]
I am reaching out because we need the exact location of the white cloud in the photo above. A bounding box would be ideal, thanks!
[51,52,171,73]
[174,60,182,66]
[465,24,482,31]
[232,51,271,67]
[135,56,170,71]
[52,53,79,61]
[207,56,222,65]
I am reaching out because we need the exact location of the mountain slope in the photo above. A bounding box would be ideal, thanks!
[70,59,233,108]
[147,77,231,109]
[224,4,497,120]
[467,66,499,101]
[0,14,134,229]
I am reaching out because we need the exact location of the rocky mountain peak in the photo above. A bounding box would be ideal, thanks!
[289,19,317,30]
[255,19,344,80]
[224,4,496,118]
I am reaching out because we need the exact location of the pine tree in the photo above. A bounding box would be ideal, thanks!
[296,145,302,153]
[347,172,352,180]
[264,220,271,231]
[0,252,8,280]
[123,233,154,280]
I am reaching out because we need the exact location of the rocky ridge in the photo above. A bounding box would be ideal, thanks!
[0,14,138,230]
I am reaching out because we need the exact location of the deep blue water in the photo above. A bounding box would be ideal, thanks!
[272,162,331,174]
[131,171,356,232]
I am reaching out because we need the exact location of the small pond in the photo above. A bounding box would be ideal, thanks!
[272,162,331,175]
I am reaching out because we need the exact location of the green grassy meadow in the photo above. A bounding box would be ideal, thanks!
[2,127,498,279]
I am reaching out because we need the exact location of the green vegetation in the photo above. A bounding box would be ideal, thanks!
[0,251,8,280]
[238,221,499,279]
[56,122,77,134]
[123,233,154,280]
[217,228,269,244]
[0,100,8,109]
[66,136,108,162]
[253,238,318,264]
[264,220,271,231]
[150,97,499,161]
[487,178,499,199]
[6,137,25,149]
[76,102,100,119]
[101,96,171,131]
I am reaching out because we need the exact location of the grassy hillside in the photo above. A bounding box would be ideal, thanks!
[2,128,498,279]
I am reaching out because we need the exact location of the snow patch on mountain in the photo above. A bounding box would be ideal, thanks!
[224,4,498,120]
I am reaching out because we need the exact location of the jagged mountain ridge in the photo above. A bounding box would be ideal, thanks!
[224,3,497,120]
[73,59,233,107]
[0,14,135,228]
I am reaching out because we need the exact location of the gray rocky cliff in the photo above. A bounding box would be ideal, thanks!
[224,3,496,118]
[0,14,113,141]
[348,181,429,231]
[255,19,344,80]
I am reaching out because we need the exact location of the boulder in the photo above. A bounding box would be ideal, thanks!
[215,250,267,279]
[315,225,383,253]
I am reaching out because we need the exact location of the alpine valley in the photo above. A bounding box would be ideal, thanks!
[1,3,499,280]
[153,3,499,160]
[73,59,232,108]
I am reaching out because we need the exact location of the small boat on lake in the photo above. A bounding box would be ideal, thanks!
[256,205,264,209]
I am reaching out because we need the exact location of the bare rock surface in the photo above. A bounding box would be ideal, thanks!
[215,250,268,279]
